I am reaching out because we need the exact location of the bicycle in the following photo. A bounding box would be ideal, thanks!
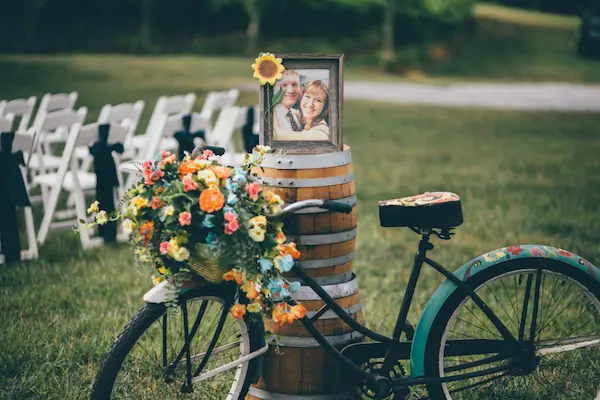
[90,150,600,399]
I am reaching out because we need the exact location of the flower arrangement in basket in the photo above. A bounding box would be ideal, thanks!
[83,145,306,326]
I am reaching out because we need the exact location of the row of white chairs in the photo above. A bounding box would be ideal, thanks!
[0,89,257,263]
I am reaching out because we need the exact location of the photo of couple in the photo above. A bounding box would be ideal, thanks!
[273,68,330,141]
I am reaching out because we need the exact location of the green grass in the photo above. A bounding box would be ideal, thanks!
[1,56,600,398]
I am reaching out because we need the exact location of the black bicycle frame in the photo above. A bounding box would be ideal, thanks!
[289,231,521,387]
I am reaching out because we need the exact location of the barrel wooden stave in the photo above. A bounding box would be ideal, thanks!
[249,147,361,399]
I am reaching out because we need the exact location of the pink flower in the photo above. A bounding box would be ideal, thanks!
[203,149,215,158]
[179,211,192,226]
[182,174,198,192]
[225,219,239,235]
[161,151,171,159]
[142,161,152,170]
[224,211,237,222]
[159,241,169,255]
[245,182,261,201]
[150,196,165,210]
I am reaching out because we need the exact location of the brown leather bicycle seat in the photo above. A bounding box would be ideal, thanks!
[378,191,463,229]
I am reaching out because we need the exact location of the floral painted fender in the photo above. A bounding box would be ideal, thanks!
[410,244,600,378]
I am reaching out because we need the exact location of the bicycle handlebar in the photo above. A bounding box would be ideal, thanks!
[194,145,226,156]
[268,199,353,219]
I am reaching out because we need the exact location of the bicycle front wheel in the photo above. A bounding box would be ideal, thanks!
[90,283,265,399]
[423,258,600,399]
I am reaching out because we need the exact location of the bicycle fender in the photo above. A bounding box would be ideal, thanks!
[409,244,599,378]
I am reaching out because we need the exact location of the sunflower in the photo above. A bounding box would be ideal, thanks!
[251,53,285,86]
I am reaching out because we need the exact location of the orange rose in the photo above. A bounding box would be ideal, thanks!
[230,303,246,319]
[278,242,301,260]
[139,221,154,243]
[290,304,306,320]
[223,269,243,284]
[178,161,200,178]
[199,186,225,213]
[211,165,231,179]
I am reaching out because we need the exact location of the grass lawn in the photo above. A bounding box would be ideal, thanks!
[1,57,600,398]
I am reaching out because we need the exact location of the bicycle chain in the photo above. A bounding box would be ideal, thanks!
[358,359,408,399]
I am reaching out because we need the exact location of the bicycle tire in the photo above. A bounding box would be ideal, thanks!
[90,283,265,399]
[422,258,600,399]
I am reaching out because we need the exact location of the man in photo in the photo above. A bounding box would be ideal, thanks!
[273,69,302,139]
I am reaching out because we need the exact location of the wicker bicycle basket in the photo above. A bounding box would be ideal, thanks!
[187,243,232,284]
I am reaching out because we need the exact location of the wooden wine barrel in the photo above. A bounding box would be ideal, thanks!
[247,146,364,399]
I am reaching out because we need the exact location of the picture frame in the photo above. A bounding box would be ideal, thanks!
[259,53,344,154]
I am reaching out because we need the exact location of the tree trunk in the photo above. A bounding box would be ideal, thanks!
[245,0,260,55]
[380,0,395,72]
[140,0,152,52]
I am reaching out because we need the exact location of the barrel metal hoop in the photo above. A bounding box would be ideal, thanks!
[248,387,354,400]
[287,271,354,286]
[260,148,353,170]
[267,330,364,348]
[296,252,355,269]
[304,302,363,320]
[293,274,359,301]
[287,195,357,214]
[259,172,354,188]
[288,228,357,246]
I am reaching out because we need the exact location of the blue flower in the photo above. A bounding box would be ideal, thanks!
[202,214,215,228]
[225,178,238,192]
[274,254,295,272]
[227,193,238,205]
[224,206,238,217]
[259,258,273,273]
[289,281,301,293]
[232,168,247,183]
[206,232,218,249]
[267,278,283,295]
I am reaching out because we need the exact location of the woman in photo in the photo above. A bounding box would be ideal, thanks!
[299,80,329,139]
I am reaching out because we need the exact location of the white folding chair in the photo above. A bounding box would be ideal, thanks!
[26,108,88,205]
[34,122,128,249]
[122,112,185,191]
[0,114,14,132]
[204,106,248,167]
[74,100,144,166]
[31,92,78,131]
[128,93,196,159]
[0,131,39,264]
[0,96,37,132]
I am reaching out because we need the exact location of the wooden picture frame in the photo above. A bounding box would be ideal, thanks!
[259,53,344,154]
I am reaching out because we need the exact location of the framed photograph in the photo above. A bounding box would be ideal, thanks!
[258,53,344,153]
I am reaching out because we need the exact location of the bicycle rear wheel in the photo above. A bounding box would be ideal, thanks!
[423,258,600,399]
[90,283,265,399]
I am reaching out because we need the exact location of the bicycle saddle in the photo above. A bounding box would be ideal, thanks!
[378,191,463,229]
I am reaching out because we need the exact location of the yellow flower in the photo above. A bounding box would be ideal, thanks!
[249,229,266,242]
[193,158,212,170]
[251,53,285,86]
[131,196,149,210]
[96,210,108,225]
[162,205,175,217]
[197,169,218,186]
[247,302,262,313]
[152,275,164,286]
[158,266,168,275]
[87,200,99,214]
[122,219,136,235]
[172,246,190,262]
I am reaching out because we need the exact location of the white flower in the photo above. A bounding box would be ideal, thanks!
[122,219,136,235]
[96,210,108,225]
[87,201,99,214]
